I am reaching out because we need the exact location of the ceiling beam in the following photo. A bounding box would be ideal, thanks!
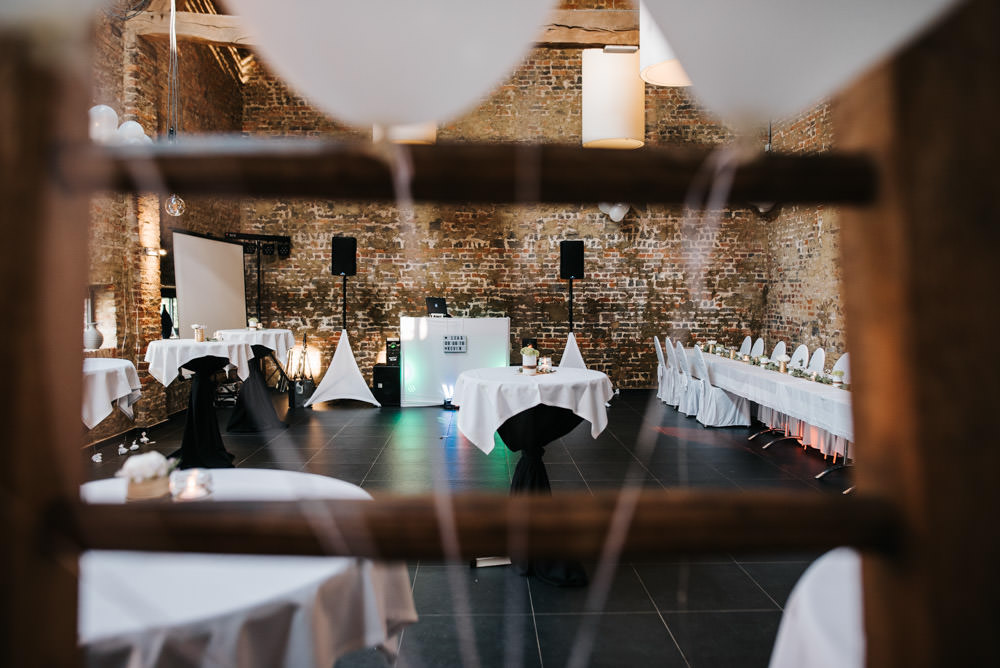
[126,8,638,49]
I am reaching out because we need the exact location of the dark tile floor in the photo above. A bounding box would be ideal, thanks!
[84,390,852,667]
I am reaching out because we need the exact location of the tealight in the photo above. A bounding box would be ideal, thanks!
[170,468,213,502]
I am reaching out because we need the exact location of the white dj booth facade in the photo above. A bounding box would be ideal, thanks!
[399,317,510,407]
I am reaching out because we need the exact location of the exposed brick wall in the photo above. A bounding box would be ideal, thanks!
[240,51,766,389]
[764,102,845,366]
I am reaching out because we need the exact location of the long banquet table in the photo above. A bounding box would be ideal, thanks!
[689,351,853,442]
[79,469,418,668]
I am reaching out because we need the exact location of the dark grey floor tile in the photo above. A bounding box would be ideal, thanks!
[412,564,529,614]
[664,610,782,668]
[738,562,811,608]
[575,460,653,481]
[303,449,381,465]
[334,647,391,668]
[528,565,654,614]
[398,614,540,668]
[299,461,372,483]
[636,562,780,612]
[534,613,687,668]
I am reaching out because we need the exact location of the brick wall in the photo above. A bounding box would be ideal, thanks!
[240,51,768,389]
[763,102,845,365]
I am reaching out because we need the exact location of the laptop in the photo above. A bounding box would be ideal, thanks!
[425,297,449,317]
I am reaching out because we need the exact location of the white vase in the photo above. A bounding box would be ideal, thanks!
[83,321,104,350]
[522,354,537,371]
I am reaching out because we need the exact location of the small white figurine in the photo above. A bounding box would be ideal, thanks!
[91,452,103,463]
[140,431,154,445]
[129,439,139,451]
[117,443,128,455]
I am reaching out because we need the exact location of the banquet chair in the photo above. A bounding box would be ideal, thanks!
[750,337,765,357]
[662,337,684,408]
[676,342,702,417]
[771,341,787,360]
[831,352,851,384]
[789,344,809,370]
[738,335,753,356]
[692,347,751,427]
[808,347,826,373]
[653,336,672,403]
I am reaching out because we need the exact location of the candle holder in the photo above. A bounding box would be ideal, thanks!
[170,468,213,502]
[779,361,788,374]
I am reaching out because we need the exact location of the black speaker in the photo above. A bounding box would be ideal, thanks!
[560,240,584,279]
[372,364,400,407]
[331,236,357,276]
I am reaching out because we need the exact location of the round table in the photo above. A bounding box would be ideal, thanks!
[453,366,614,585]
[217,329,295,433]
[144,339,255,468]
[79,469,418,668]
[82,358,141,429]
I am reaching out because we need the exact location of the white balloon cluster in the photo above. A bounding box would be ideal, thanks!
[598,203,630,223]
[88,105,154,146]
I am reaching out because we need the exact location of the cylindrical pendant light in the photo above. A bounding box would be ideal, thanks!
[582,47,644,149]
[372,122,437,145]
[639,2,691,87]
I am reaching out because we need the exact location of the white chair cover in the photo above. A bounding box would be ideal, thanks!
[789,344,809,370]
[771,341,787,360]
[653,336,672,402]
[832,352,851,384]
[808,348,826,373]
[662,337,684,407]
[750,337,765,357]
[560,332,587,369]
[305,330,381,407]
[692,347,751,427]
[738,336,753,356]
[676,342,702,417]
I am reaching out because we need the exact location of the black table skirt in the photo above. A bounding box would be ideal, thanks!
[497,403,588,587]
[227,345,286,433]
[171,356,235,470]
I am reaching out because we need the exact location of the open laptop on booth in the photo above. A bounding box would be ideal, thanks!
[425,297,449,317]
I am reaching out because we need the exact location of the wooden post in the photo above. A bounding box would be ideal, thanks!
[835,0,1000,664]
[0,32,89,667]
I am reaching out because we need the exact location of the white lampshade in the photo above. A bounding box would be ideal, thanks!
[373,122,437,145]
[639,2,691,87]
[582,48,645,149]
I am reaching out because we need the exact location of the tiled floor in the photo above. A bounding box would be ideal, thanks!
[84,389,852,667]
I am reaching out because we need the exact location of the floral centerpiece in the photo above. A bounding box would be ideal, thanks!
[247,317,260,329]
[116,451,177,502]
[831,369,845,387]
[521,345,539,374]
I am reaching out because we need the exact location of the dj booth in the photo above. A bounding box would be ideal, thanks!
[398,316,510,407]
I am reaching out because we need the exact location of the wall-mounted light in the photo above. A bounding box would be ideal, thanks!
[582,46,645,149]
[143,247,168,257]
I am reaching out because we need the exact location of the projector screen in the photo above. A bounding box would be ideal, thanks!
[173,232,247,337]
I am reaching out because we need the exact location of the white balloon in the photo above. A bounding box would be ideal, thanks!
[234,0,558,127]
[116,120,147,141]
[88,104,118,144]
[645,0,958,128]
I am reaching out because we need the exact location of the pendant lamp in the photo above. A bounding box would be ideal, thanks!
[639,2,691,87]
[581,47,644,149]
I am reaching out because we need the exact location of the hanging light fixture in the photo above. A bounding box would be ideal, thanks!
[164,0,185,217]
[581,46,644,149]
[638,2,692,87]
[372,122,437,145]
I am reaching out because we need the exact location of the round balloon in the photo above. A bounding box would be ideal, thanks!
[88,105,118,144]
[233,0,558,127]
[644,0,958,129]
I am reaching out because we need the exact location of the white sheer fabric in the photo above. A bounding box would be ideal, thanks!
[691,347,751,427]
[560,332,587,369]
[662,338,684,408]
[676,342,702,417]
[750,337,765,357]
[789,344,809,370]
[306,330,381,407]
[808,348,826,373]
[771,341,786,360]
[738,336,753,356]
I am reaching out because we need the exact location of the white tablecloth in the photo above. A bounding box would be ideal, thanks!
[453,367,614,454]
[79,469,417,668]
[769,548,864,668]
[216,328,295,362]
[144,339,254,386]
[82,358,142,429]
[691,352,853,441]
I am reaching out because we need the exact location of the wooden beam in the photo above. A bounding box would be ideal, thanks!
[127,9,637,50]
[834,0,1000,665]
[0,30,89,668]
[58,138,877,206]
[64,490,899,559]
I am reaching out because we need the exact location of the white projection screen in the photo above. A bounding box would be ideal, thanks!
[173,232,247,337]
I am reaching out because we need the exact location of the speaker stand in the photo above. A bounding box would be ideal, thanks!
[342,275,348,331]
[568,277,574,332]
